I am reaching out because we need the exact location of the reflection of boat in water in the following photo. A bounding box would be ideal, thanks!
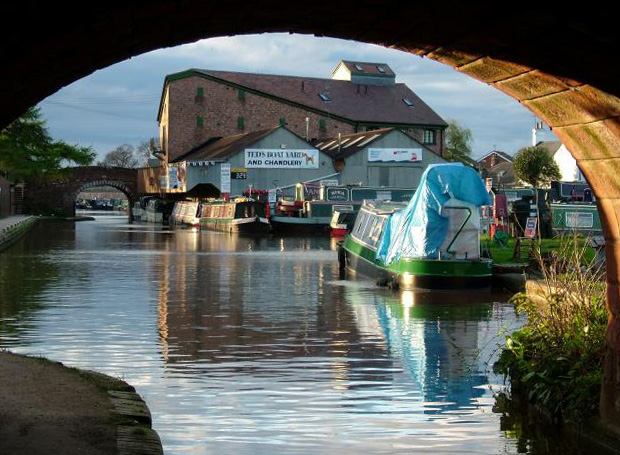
[199,198,270,234]
[345,286,503,413]
[343,163,493,289]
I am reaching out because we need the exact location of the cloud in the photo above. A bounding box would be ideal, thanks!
[37,33,554,160]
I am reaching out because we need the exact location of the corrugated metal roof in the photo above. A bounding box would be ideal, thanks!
[312,128,430,160]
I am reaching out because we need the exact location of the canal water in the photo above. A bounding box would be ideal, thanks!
[0,214,587,454]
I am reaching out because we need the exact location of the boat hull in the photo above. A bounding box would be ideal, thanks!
[270,216,331,235]
[200,216,271,234]
[343,236,492,290]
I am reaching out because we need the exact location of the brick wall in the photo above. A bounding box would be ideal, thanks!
[163,76,356,161]
[0,176,12,217]
[161,75,444,161]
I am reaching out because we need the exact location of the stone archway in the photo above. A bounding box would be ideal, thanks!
[74,180,134,218]
[2,4,620,424]
[25,167,138,217]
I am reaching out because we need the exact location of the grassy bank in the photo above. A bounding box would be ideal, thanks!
[483,235,596,265]
[494,239,607,423]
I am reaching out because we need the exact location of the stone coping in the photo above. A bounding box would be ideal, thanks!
[0,351,163,455]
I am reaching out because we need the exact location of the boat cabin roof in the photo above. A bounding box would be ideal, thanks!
[361,200,407,215]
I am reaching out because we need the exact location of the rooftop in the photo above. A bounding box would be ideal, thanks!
[171,127,281,163]
[162,68,447,128]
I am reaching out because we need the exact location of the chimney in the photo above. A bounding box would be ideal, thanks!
[302,81,305,92]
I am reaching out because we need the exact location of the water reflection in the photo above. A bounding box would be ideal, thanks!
[0,216,583,454]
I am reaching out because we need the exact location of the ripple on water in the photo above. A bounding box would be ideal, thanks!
[0,219,555,455]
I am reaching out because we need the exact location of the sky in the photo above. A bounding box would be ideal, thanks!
[37,33,557,162]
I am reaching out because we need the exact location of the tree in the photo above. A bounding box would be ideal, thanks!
[445,120,473,163]
[513,145,561,238]
[135,138,157,167]
[0,107,95,181]
[100,138,156,168]
[100,144,139,168]
[512,145,561,188]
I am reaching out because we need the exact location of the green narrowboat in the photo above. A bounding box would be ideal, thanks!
[342,164,493,290]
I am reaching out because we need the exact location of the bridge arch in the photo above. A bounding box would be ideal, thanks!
[74,180,134,204]
[2,4,620,425]
[25,167,138,217]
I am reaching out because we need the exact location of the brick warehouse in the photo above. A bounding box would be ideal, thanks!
[157,60,448,162]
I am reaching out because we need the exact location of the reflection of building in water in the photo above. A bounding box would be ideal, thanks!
[153,232,391,383]
[349,289,493,413]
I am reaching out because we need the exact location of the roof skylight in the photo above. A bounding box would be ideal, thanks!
[319,92,332,102]
[403,98,414,107]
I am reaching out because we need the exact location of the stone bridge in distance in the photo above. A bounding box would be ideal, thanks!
[25,166,139,217]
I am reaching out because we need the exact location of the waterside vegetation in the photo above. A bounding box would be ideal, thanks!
[495,237,607,423]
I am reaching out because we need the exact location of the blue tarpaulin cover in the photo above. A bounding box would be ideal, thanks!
[376,163,492,264]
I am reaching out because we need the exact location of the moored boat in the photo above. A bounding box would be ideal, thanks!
[199,198,270,234]
[342,163,493,290]
[270,185,413,234]
[329,208,357,237]
[171,201,201,227]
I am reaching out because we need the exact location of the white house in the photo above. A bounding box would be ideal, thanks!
[537,141,585,182]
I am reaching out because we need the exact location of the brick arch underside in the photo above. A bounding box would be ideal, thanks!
[75,180,134,202]
[2,4,620,425]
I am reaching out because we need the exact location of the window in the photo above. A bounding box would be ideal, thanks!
[279,117,286,126]
[402,98,414,107]
[237,116,245,130]
[196,116,204,128]
[423,129,436,144]
[238,89,245,101]
[377,65,385,73]
[196,87,204,99]
[319,118,326,132]
[354,64,364,71]
[318,92,331,102]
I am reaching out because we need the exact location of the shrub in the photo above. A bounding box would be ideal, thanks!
[495,236,608,423]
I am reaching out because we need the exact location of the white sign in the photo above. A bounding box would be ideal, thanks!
[268,189,277,204]
[220,163,231,193]
[245,149,319,169]
[566,212,594,228]
[368,148,423,163]
[320,179,339,187]
[167,166,178,189]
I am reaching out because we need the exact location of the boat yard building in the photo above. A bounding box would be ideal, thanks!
[166,126,334,197]
[160,126,447,198]
[315,128,447,188]
[157,60,448,162]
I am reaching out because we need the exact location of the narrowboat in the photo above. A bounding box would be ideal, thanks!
[145,198,175,224]
[199,198,270,234]
[342,163,493,290]
[171,201,201,227]
[329,208,357,237]
[270,184,414,234]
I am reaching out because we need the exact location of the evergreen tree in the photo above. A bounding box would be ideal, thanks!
[0,107,95,181]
